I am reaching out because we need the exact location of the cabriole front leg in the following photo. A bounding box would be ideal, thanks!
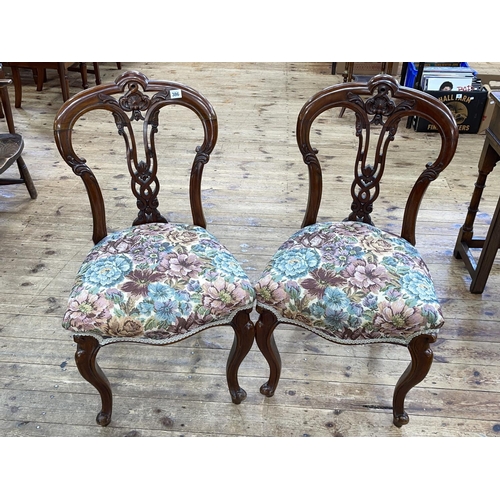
[255,306,281,397]
[74,335,112,426]
[227,308,255,404]
[393,334,436,427]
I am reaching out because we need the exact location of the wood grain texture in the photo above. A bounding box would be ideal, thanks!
[1,62,500,436]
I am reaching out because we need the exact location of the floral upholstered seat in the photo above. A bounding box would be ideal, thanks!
[64,222,255,345]
[256,220,443,345]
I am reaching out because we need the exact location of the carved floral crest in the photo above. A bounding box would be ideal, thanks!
[347,81,416,126]
[118,82,150,121]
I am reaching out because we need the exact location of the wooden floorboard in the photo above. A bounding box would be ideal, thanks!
[1,62,500,437]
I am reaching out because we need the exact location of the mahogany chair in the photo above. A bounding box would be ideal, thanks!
[254,74,459,426]
[0,64,37,198]
[53,71,255,426]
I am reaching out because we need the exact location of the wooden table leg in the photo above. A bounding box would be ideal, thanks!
[454,138,500,293]
[470,192,500,292]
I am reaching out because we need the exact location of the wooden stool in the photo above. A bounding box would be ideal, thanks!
[454,91,500,293]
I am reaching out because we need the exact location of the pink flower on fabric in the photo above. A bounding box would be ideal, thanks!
[158,253,204,280]
[374,299,424,335]
[202,278,248,315]
[64,290,112,331]
[255,274,288,305]
[342,259,391,293]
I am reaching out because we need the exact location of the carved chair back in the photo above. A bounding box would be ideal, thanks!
[297,74,459,245]
[54,71,217,244]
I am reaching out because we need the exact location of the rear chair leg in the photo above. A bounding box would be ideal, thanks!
[74,335,112,426]
[393,334,436,427]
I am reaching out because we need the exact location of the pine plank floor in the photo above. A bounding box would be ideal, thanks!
[1,62,500,437]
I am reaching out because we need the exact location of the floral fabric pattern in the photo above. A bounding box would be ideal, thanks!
[255,221,443,344]
[63,222,255,343]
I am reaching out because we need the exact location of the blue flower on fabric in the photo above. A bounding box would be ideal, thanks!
[401,271,436,302]
[137,301,155,316]
[148,284,192,323]
[212,252,248,279]
[347,302,363,317]
[154,299,181,323]
[272,248,321,280]
[176,290,192,316]
[148,282,177,302]
[187,280,202,293]
[310,302,327,319]
[84,255,133,288]
[362,293,378,309]
[324,307,349,330]
[324,287,350,309]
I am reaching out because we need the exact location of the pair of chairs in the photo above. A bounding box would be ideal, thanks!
[53,71,458,428]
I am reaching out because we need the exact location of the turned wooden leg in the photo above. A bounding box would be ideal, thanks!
[10,67,22,108]
[92,63,101,85]
[79,63,89,89]
[255,306,281,397]
[16,156,37,199]
[226,308,255,404]
[74,335,112,426]
[34,68,45,91]
[393,334,436,427]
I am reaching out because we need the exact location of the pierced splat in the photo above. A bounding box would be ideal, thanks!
[54,71,218,244]
[297,74,457,244]
[102,86,167,226]
[344,80,417,224]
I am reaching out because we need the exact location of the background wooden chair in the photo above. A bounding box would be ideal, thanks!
[0,64,37,198]
[254,74,459,426]
[4,62,101,108]
[53,70,255,426]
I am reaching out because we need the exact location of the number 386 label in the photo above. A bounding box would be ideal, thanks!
[170,89,182,99]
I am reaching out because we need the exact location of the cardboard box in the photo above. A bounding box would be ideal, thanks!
[333,62,400,76]
[414,89,489,134]
[478,83,500,134]
[476,74,500,86]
